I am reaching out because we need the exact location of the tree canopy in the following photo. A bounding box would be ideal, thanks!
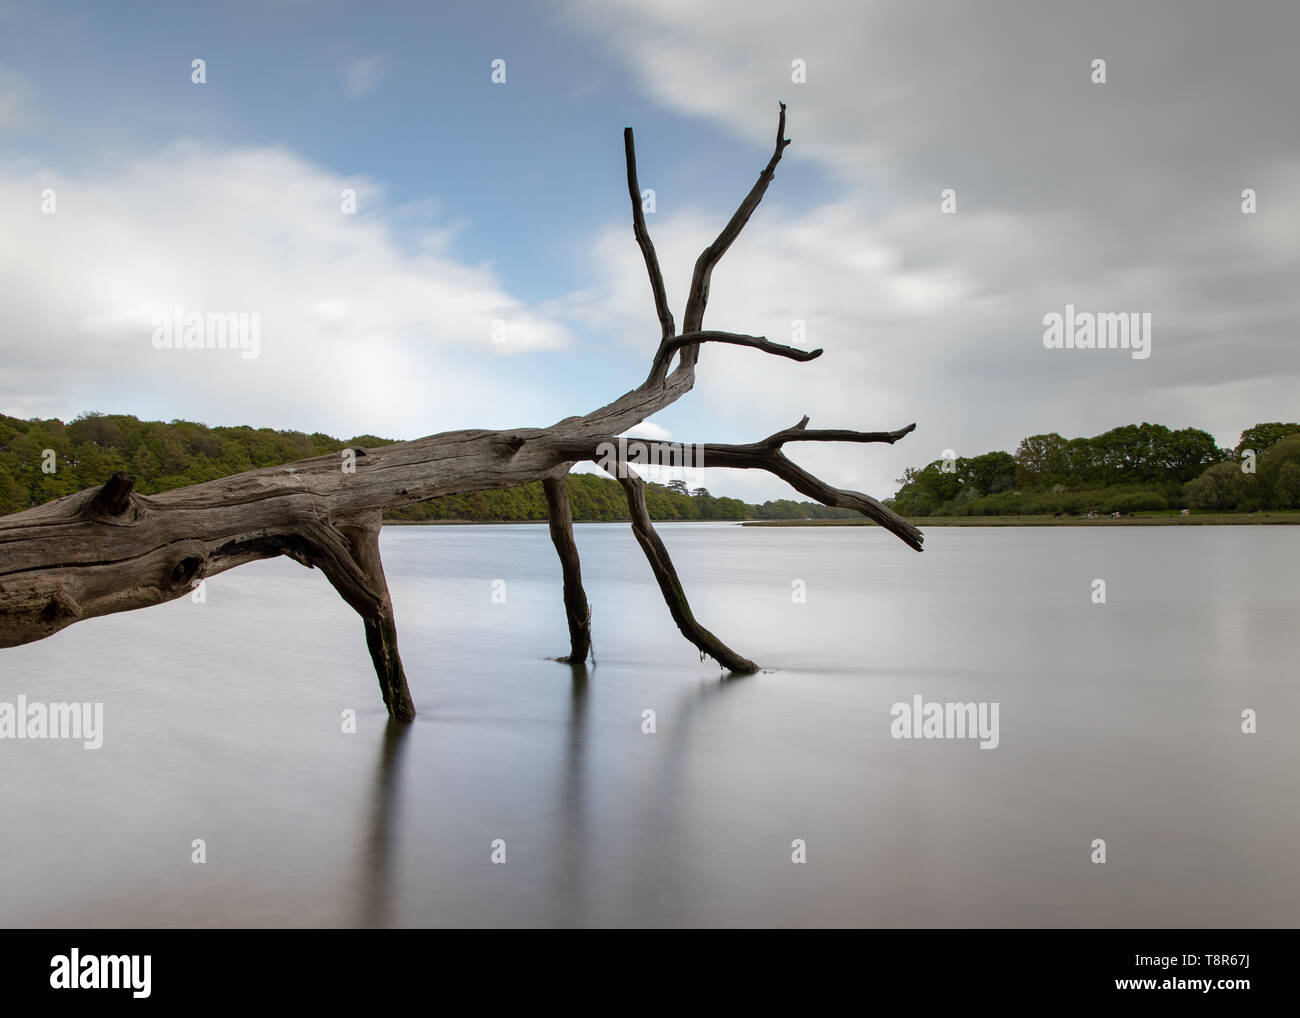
[887,421,1299,517]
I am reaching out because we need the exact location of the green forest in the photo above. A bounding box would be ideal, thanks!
[6,412,1296,523]
[885,421,1300,517]
[0,412,857,523]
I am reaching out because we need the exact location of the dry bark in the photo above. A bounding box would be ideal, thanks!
[0,104,922,718]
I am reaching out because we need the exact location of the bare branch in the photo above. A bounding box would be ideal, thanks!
[607,465,758,673]
[677,102,791,371]
[614,425,925,552]
[624,128,675,344]
[761,417,917,448]
[753,452,924,551]
[650,331,822,380]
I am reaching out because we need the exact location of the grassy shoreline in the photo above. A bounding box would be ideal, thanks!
[384,512,1300,527]
[741,512,1300,527]
[383,518,756,526]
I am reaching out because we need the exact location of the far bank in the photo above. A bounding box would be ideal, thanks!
[740,512,1300,527]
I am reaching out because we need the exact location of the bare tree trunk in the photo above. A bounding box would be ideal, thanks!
[542,473,592,664]
[0,104,922,718]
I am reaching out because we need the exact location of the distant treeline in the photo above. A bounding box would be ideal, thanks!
[0,412,858,523]
[886,422,1300,517]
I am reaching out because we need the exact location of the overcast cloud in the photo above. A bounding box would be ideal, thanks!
[566,0,1300,495]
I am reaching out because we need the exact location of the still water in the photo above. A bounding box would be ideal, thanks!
[1,524,1297,927]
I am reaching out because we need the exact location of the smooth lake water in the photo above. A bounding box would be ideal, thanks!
[1,523,1297,927]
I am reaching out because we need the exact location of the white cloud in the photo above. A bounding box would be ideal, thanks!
[0,142,576,439]
[621,420,672,441]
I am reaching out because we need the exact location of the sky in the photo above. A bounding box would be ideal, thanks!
[1,0,1297,503]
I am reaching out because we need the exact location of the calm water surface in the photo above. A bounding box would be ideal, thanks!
[1,524,1297,927]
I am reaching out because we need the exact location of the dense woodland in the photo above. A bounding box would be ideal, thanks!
[0,412,857,522]
[886,422,1300,516]
[4,413,1296,522]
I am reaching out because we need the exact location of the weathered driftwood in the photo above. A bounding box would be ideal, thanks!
[0,105,922,720]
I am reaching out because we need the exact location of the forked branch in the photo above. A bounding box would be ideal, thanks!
[677,101,791,367]
[623,418,924,551]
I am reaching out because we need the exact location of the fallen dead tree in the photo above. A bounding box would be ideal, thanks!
[0,105,922,720]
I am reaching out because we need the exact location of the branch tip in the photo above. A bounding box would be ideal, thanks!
[624,122,675,345]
